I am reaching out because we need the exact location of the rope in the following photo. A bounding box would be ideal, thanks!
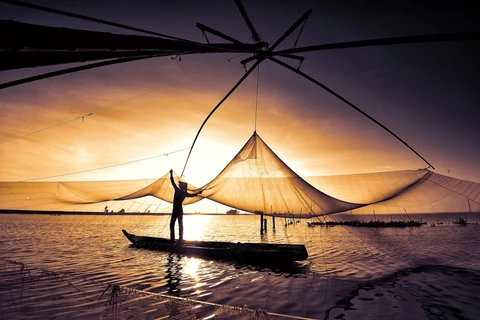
[1,53,247,147]
[420,154,469,181]
[0,85,160,146]
[121,285,318,320]
[292,18,308,49]
[317,226,329,276]
[21,147,189,182]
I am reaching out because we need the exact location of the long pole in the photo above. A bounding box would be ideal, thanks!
[181,59,262,177]
[274,31,480,56]
[268,56,435,169]
[260,213,264,235]
[0,55,163,90]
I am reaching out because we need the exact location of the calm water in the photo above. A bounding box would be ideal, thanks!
[1,213,480,319]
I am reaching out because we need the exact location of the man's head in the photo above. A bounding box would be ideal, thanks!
[179,181,188,191]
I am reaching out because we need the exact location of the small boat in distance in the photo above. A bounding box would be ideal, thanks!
[226,209,239,215]
[122,230,308,263]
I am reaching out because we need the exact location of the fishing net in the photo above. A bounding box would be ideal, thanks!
[0,259,277,319]
[197,132,364,216]
[0,132,479,216]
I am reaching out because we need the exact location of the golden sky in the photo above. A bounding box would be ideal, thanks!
[1,0,479,190]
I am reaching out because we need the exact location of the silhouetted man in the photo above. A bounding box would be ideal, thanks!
[169,169,202,244]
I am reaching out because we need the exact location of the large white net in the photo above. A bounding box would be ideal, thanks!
[1,132,479,216]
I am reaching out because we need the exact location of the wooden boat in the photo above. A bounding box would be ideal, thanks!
[122,230,308,263]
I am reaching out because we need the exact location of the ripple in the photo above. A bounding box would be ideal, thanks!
[1,213,480,319]
[326,265,480,320]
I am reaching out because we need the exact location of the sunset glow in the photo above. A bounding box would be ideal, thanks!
[1,4,479,320]
[183,215,213,240]
[1,0,479,201]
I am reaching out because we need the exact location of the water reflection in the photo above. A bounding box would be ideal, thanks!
[2,213,479,319]
[165,254,182,296]
[184,257,201,281]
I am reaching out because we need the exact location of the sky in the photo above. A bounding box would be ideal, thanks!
[1,0,479,195]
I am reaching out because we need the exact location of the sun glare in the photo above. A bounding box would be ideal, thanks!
[183,215,212,240]
[184,257,202,282]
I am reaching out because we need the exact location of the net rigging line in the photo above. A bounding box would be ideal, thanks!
[420,153,470,182]
[0,86,159,146]
[20,147,189,182]
[291,13,309,49]
[0,53,248,146]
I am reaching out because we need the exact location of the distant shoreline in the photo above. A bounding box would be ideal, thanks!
[0,209,239,216]
[0,209,476,217]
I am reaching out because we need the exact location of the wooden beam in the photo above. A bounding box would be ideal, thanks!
[269,9,312,52]
[274,31,480,55]
[234,0,261,43]
[196,23,244,44]
[0,55,163,90]
[268,56,435,169]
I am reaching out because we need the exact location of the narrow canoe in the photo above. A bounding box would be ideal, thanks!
[122,230,308,263]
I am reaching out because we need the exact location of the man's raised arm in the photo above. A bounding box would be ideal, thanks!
[170,170,179,191]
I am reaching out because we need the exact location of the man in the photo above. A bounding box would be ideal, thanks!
[169,169,202,244]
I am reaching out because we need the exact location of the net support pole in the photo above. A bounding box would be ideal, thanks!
[273,31,480,56]
[268,56,435,169]
[260,213,264,235]
[1,0,192,41]
[181,59,262,177]
[0,55,164,90]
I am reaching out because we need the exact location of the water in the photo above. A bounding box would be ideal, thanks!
[1,213,479,319]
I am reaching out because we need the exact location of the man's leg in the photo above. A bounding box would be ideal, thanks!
[170,214,177,243]
[178,213,183,242]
